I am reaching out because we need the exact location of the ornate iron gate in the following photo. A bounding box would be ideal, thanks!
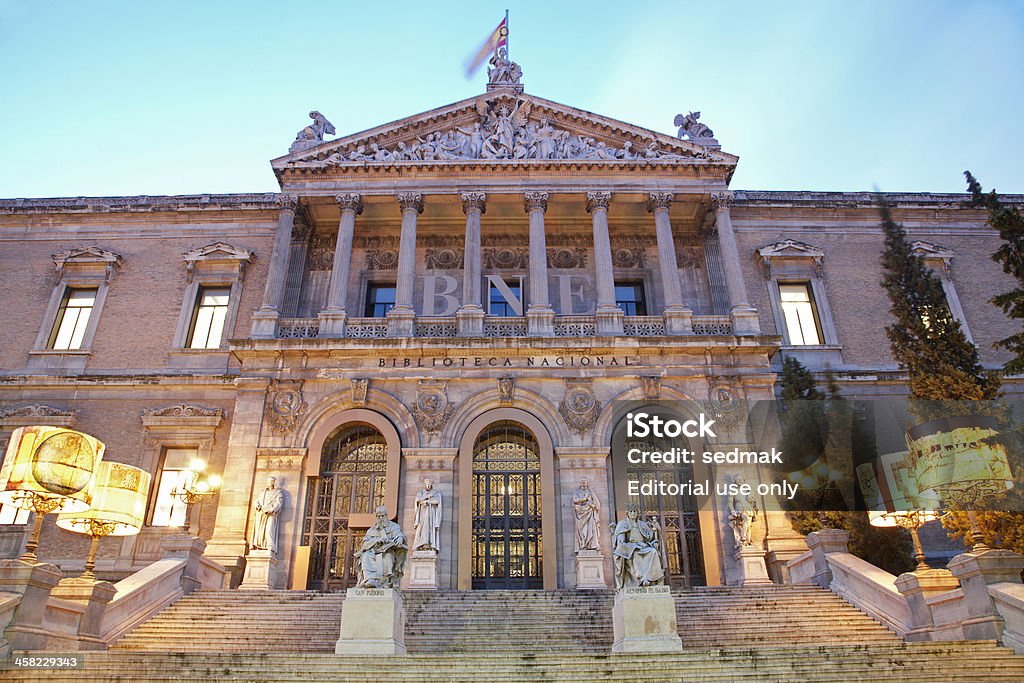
[471,422,543,589]
[302,425,387,591]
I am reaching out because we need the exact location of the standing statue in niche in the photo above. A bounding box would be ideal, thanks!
[572,478,601,553]
[728,474,758,547]
[611,503,665,589]
[251,476,284,555]
[355,506,408,588]
[412,479,442,551]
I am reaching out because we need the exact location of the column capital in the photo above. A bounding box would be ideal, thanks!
[275,194,300,211]
[461,191,487,215]
[585,191,611,213]
[710,191,735,211]
[335,194,363,215]
[524,191,549,213]
[397,192,424,214]
[646,192,673,213]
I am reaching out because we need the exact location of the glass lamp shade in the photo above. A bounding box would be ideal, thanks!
[0,425,105,514]
[868,509,939,528]
[56,461,150,536]
[907,416,1013,505]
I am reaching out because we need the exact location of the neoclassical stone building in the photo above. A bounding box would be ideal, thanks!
[0,64,1019,593]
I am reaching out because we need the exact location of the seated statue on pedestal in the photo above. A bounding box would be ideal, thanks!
[612,503,665,589]
[355,506,408,588]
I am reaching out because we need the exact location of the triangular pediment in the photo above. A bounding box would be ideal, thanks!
[910,240,954,260]
[271,92,738,177]
[183,242,254,264]
[757,239,825,260]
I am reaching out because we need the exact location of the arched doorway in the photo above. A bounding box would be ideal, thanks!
[612,413,707,587]
[302,424,388,590]
[470,421,543,589]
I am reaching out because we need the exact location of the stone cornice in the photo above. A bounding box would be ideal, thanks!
[733,190,1024,209]
[0,193,282,216]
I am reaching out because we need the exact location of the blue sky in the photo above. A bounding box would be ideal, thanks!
[1,0,1022,197]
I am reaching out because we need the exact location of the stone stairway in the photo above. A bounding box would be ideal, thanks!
[5,585,1024,681]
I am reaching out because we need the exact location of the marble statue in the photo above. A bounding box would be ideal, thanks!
[251,476,284,554]
[355,506,408,588]
[487,47,522,85]
[295,111,335,143]
[727,475,758,547]
[611,504,665,589]
[412,479,442,551]
[572,478,601,553]
[674,111,715,141]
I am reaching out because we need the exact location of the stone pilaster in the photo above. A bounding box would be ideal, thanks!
[319,194,362,338]
[587,192,624,335]
[388,192,423,337]
[252,194,299,338]
[457,192,486,336]
[710,191,760,335]
[205,377,270,586]
[647,192,693,335]
[525,191,554,336]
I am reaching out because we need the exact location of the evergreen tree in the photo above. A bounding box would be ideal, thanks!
[966,171,1024,374]
[878,200,1000,400]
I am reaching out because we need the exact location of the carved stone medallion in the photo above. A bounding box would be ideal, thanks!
[548,247,586,269]
[498,376,515,405]
[641,376,661,401]
[559,382,602,435]
[351,378,369,407]
[425,248,464,270]
[265,380,308,434]
[412,380,456,435]
[366,249,399,270]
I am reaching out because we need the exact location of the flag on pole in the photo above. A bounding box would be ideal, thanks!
[464,16,508,78]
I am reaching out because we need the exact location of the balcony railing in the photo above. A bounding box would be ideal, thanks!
[275,314,733,339]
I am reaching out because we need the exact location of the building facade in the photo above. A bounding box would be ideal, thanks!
[0,67,1019,592]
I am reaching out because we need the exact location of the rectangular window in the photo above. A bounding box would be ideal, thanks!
[0,504,29,525]
[364,284,396,318]
[615,282,647,316]
[489,280,522,316]
[150,448,198,527]
[48,287,97,350]
[779,283,823,345]
[187,286,231,349]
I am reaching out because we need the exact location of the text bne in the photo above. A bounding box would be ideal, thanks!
[626,412,717,439]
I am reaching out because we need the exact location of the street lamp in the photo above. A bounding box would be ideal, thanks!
[56,461,150,579]
[0,426,105,563]
[169,459,221,534]
[868,509,939,572]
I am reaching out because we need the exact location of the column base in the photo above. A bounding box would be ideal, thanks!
[527,307,555,337]
[336,588,406,655]
[456,307,485,337]
[730,304,761,336]
[663,305,693,336]
[611,585,682,653]
[406,549,439,590]
[387,307,416,338]
[317,308,347,338]
[250,307,281,339]
[239,550,278,590]
[595,305,624,336]
[575,550,608,589]
[732,546,773,585]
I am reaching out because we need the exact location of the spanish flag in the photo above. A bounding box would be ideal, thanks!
[465,16,508,78]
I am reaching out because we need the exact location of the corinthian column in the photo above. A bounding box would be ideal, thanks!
[388,192,423,337]
[711,191,759,335]
[586,191,623,335]
[251,194,299,338]
[319,194,362,338]
[647,192,693,335]
[524,191,555,336]
[457,191,486,336]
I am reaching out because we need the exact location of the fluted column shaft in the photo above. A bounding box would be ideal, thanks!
[394,193,423,312]
[525,192,551,310]
[325,194,362,312]
[648,192,692,335]
[261,196,298,312]
[460,192,486,311]
[587,192,623,336]
[711,191,759,335]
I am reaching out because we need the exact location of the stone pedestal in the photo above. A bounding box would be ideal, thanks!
[895,568,960,641]
[805,528,850,588]
[336,588,406,655]
[51,576,118,649]
[406,550,439,590]
[732,546,772,586]
[611,585,682,653]
[160,534,207,595]
[527,308,555,337]
[663,306,694,336]
[575,550,608,589]
[317,309,347,338]
[948,549,1024,641]
[239,550,278,591]
[730,304,761,336]
[595,306,624,336]
[456,308,484,337]
[249,308,280,339]
[387,308,416,338]
[0,559,63,651]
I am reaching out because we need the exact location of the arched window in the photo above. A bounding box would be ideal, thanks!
[302,424,387,590]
